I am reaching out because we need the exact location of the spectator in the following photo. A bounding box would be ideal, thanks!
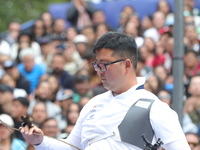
[92,9,106,26]
[185,132,200,150]
[157,0,171,17]
[0,114,27,150]
[3,21,21,46]
[41,118,61,138]
[10,32,41,63]
[27,81,62,129]
[40,12,53,34]
[124,21,144,48]
[51,18,67,41]
[64,102,82,134]
[95,22,111,41]
[65,27,78,43]
[136,53,153,78]
[63,41,83,75]
[73,72,93,103]
[0,73,27,99]
[157,89,172,106]
[10,97,30,141]
[18,48,45,93]
[184,50,200,79]
[67,0,95,32]
[0,84,14,114]
[46,75,60,102]
[3,59,31,95]
[73,34,90,58]
[49,52,74,90]
[31,101,48,127]
[0,37,11,56]
[184,75,200,125]
[143,11,166,42]
[184,24,200,53]
[141,15,153,35]
[32,19,47,43]
[144,74,164,95]
[81,25,96,49]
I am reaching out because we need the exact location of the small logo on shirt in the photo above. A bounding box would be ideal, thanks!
[87,114,95,120]
[90,104,104,112]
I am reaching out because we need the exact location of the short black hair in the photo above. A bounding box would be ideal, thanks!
[14,97,29,107]
[93,31,138,69]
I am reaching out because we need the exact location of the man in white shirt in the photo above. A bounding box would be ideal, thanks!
[20,32,190,150]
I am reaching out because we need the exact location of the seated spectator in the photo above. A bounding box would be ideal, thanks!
[3,60,30,95]
[136,53,153,78]
[144,74,164,95]
[10,97,29,141]
[66,0,95,32]
[95,22,111,41]
[49,52,74,90]
[0,73,27,98]
[40,118,61,138]
[63,41,84,75]
[31,102,48,127]
[0,84,14,114]
[10,32,41,63]
[184,50,200,80]
[65,27,78,43]
[18,48,45,93]
[32,19,47,43]
[51,18,67,41]
[0,38,11,56]
[73,72,93,103]
[46,75,60,102]
[185,132,200,150]
[92,9,106,26]
[3,21,21,46]
[64,102,82,134]
[28,81,62,129]
[157,89,172,106]
[0,114,27,150]
[40,12,53,34]
[81,25,96,49]
[73,34,90,58]
[184,75,200,125]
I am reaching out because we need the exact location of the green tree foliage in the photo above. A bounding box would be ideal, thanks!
[0,0,70,32]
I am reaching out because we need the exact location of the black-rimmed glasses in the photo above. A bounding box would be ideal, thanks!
[92,59,126,72]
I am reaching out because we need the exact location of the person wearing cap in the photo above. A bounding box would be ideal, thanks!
[73,34,89,58]
[0,114,27,150]
[10,97,30,141]
[3,59,31,95]
[0,84,14,114]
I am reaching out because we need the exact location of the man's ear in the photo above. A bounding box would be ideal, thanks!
[125,59,131,69]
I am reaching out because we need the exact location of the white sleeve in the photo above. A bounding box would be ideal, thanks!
[150,100,189,147]
[163,139,191,150]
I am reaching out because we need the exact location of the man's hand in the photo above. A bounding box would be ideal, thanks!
[20,125,44,146]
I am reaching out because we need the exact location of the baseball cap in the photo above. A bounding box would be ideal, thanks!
[60,93,73,101]
[73,34,88,44]
[3,60,17,69]
[0,114,14,127]
[0,84,14,93]
[14,97,30,107]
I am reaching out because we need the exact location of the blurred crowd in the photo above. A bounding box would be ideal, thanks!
[0,0,200,149]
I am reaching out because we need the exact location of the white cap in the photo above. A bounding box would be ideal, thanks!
[0,114,14,127]
[73,34,88,44]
